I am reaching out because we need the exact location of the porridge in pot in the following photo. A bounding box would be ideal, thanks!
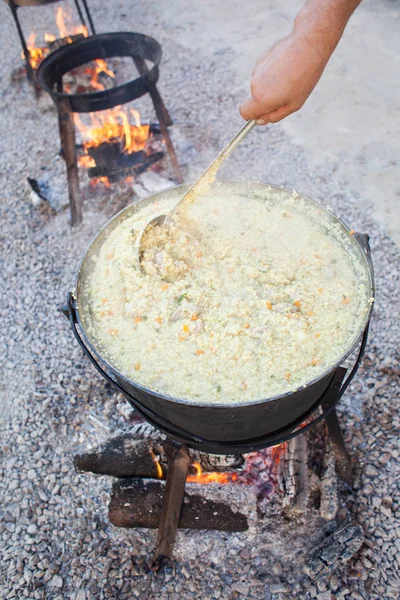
[86,186,371,404]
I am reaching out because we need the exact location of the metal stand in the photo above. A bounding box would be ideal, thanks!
[57,94,82,225]
[7,0,96,96]
[325,409,353,484]
[152,442,190,569]
[133,56,182,184]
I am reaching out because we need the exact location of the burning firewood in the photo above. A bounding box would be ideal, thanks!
[74,425,166,479]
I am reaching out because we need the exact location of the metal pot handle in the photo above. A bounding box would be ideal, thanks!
[354,232,375,295]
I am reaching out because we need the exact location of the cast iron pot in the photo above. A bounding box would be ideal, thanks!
[65,181,374,453]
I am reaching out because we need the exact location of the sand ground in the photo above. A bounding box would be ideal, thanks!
[159,0,400,247]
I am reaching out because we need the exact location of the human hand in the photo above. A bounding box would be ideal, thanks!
[239,31,331,125]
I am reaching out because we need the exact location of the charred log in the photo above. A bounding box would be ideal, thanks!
[74,427,166,478]
[281,433,309,514]
[47,34,85,52]
[109,478,248,532]
[319,440,339,521]
[86,145,164,182]
[305,520,364,582]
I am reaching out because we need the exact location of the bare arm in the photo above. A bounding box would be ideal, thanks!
[240,0,362,124]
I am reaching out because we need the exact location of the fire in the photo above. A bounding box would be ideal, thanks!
[55,6,88,40]
[186,462,237,485]
[22,7,89,70]
[23,34,50,70]
[270,442,287,465]
[150,450,163,479]
[75,108,150,155]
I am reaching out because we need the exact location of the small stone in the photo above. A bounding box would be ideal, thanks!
[74,591,86,600]
[364,465,378,477]
[231,582,249,595]
[27,525,37,535]
[51,575,63,589]
[269,583,289,594]
[271,562,283,576]
[380,504,392,518]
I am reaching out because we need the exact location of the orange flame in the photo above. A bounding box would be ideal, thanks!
[22,33,50,69]
[150,450,163,479]
[186,462,237,485]
[270,442,287,465]
[56,7,88,40]
[75,107,150,183]
[22,7,89,70]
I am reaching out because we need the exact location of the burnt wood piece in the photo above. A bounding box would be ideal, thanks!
[324,409,353,484]
[320,440,339,521]
[189,451,244,472]
[282,433,309,514]
[109,478,248,532]
[152,444,190,568]
[74,430,166,479]
[305,520,364,582]
[73,425,242,477]
[57,95,82,225]
[86,144,164,182]
[47,34,85,52]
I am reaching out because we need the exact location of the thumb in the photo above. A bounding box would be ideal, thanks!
[239,96,261,121]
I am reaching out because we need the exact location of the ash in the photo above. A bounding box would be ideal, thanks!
[1,1,399,599]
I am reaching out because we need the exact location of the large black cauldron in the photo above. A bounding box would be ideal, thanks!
[65,181,374,454]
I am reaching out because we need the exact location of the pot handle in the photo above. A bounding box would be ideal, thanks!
[354,232,375,296]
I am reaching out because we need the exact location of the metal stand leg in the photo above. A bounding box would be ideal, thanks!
[8,0,40,97]
[133,57,183,184]
[73,0,88,34]
[152,443,190,569]
[79,0,96,35]
[325,409,353,484]
[57,95,82,225]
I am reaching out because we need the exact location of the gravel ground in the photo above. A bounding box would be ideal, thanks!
[1,1,399,599]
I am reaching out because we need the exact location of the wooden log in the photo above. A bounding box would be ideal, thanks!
[282,433,309,514]
[320,440,339,521]
[305,520,364,582]
[74,424,242,477]
[74,428,166,478]
[109,477,248,532]
[189,451,244,472]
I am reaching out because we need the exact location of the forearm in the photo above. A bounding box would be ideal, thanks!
[293,0,363,59]
[239,0,363,123]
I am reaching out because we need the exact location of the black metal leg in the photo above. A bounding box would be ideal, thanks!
[132,56,183,183]
[8,0,40,97]
[73,0,88,33]
[79,0,96,35]
[325,409,353,484]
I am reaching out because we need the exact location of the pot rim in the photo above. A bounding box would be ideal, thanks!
[74,180,374,409]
